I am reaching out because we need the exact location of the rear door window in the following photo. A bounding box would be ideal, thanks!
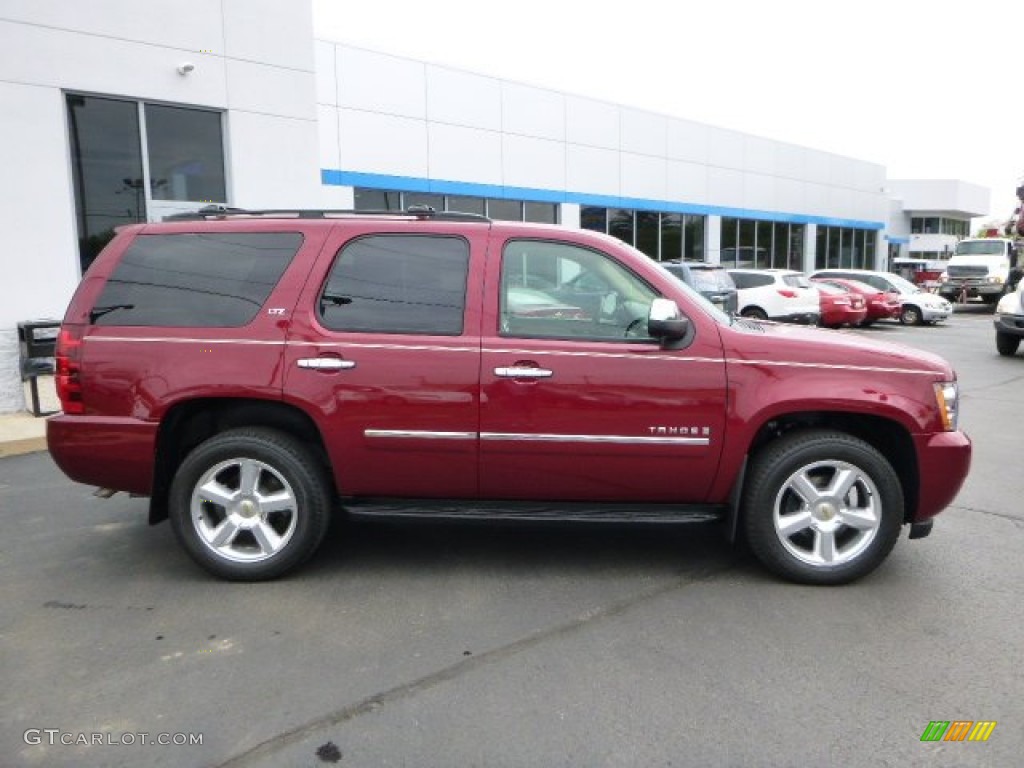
[318,235,469,335]
[93,232,302,326]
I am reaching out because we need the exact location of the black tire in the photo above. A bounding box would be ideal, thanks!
[899,305,922,325]
[858,319,875,328]
[996,332,1021,357]
[169,428,332,581]
[741,429,904,585]
[742,307,769,320]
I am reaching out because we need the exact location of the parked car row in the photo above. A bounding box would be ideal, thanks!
[662,263,952,328]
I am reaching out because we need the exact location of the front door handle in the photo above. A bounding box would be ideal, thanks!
[494,366,553,379]
[297,358,356,371]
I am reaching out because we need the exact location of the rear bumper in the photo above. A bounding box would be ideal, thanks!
[773,311,821,325]
[47,415,158,495]
[911,430,972,522]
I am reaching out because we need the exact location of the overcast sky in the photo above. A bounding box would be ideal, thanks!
[313,0,1022,222]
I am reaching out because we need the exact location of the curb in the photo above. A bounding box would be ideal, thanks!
[0,436,48,459]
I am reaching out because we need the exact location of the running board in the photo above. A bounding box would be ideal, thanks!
[342,498,725,525]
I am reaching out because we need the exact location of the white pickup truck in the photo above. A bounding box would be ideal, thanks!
[938,238,1018,304]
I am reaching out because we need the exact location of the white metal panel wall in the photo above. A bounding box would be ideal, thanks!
[565,96,620,149]
[339,110,429,177]
[503,135,566,191]
[337,47,426,119]
[426,66,502,131]
[502,83,565,141]
[429,125,503,186]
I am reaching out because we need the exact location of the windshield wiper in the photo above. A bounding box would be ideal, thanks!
[89,304,135,323]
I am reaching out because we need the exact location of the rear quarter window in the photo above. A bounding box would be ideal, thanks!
[92,232,302,327]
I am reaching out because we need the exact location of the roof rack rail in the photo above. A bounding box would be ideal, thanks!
[163,204,490,223]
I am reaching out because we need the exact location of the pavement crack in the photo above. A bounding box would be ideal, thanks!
[213,562,732,768]
[950,504,1024,528]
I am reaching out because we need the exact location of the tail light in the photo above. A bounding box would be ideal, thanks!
[55,325,85,414]
[777,289,798,298]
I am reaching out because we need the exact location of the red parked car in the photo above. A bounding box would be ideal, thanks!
[46,206,971,585]
[814,282,867,328]
[811,277,901,326]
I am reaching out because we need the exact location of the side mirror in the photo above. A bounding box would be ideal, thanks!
[647,298,690,341]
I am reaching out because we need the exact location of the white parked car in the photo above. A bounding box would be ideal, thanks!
[727,268,821,324]
[809,269,952,325]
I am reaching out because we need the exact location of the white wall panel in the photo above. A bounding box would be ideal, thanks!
[226,60,315,120]
[0,83,81,330]
[621,153,666,201]
[774,177,806,213]
[743,137,777,177]
[227,111,321,208]
[804,151,832,185]
[338,47,426,119]
[501,82,565,141]
[565,96,618,149]
[743,173,776,211]
[426,66,501,130]
[707,129,744,171]
[223,0,314,71]
[0,0,223,52]
[774,143,806,181]
[318,104,340,169]
[0,20,228,106]
[620,109,667,157]
[667,119,710,163]
[338,109,428,177]
[315,41,337,105]
[502,135,565,191]
[804,183,832,216]
[667,160,708,202]
[566,145,618,197]
[707,167,744,206]
[428,124,502,186]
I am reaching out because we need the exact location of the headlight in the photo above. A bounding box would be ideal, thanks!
[987,276,1004,284]
[996,292,1021,314]
[934,381,959,431]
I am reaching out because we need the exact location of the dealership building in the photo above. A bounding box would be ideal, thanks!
[0,0,989,412]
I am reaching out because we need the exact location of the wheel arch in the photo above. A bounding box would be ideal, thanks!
[149,398,331,525]
[725,410,919,541]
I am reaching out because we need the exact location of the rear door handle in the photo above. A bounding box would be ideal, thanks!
[494,366,553,379]
[297,358,355,371]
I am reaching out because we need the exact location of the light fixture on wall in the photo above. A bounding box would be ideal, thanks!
[177,62,196,76]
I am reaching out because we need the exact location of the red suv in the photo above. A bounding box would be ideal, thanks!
[47,208,971,585]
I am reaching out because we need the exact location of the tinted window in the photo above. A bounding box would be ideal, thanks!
[145,104,226,203]
[782,274,812,288]
[320,235,469,335]
[731,272,773,289]
[94,233,302,327]
[66,95,146,273]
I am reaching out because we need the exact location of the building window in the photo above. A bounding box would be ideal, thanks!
[814,225,876,269]
[353,188,556,223]
[582,207,706,261]
[144,104,226,203]
[66,94,226,274]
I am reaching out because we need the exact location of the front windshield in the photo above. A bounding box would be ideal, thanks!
[885,273,922,294]
[690,268,736,292]
[955,240,1004,256]
[652,260,732,324]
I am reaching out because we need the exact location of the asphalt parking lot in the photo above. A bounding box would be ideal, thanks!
[2,304,1022,768]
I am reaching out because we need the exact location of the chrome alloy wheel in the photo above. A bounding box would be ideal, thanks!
[190,457,298,563]
[771,460,881,567]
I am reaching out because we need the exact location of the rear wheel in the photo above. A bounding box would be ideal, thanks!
[996,332,1021,357]
[169,428,331,581]
[742,430,904,585]
[742,307,769,320]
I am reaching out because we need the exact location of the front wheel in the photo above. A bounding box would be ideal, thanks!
[742,430,904,585]
[169,428,332,581]
[741,307,769,320]
[996,332,1021,357]
[899,305,923,325]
